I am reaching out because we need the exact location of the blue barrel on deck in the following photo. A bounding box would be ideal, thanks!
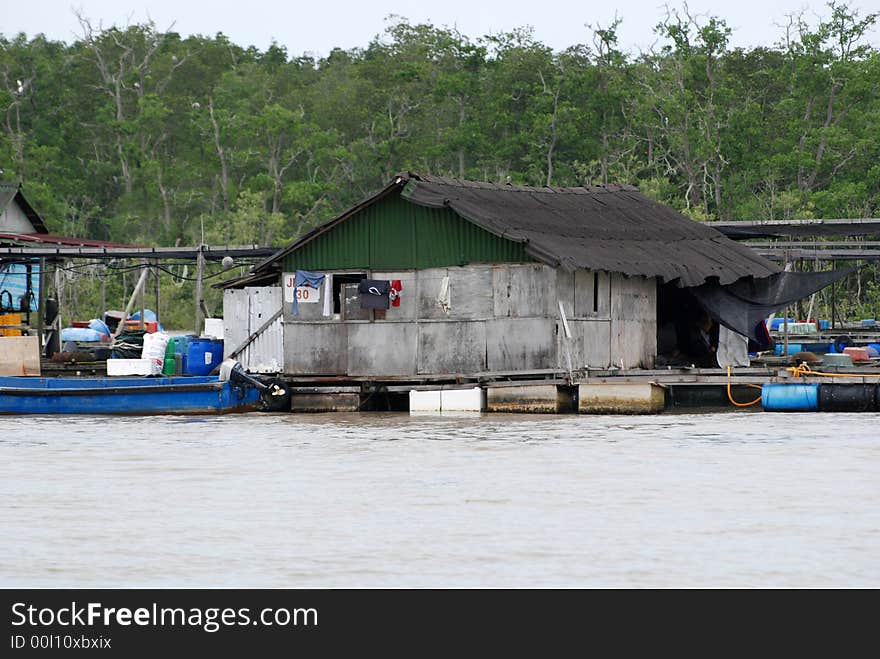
[171,334,197,373]
[186,338,224,375]
[172,334,197,355]
[773,343,803,356]
[761,383,819,412]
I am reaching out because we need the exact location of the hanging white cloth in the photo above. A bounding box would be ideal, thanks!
[436,275,451,313]
[716,325,750,368]
[322,275,332,317]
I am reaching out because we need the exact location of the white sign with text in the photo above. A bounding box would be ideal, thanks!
[283,272,321,303]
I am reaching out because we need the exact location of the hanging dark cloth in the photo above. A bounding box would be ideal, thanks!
[690,267,855,350]
[358,279,391,309]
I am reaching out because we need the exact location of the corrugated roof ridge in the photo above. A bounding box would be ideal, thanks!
[408,172,637,195]
[250,175,408,274]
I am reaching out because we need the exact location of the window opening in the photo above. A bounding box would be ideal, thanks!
[332,273,366,314]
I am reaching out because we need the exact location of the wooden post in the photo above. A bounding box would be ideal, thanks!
[782,253,790,357]
[139,261,146,330]
[195,244,205,335]
[54,265,65,330]
[100,264,106,322]
[111,267,150,339]
[24,261,33,327]
[154,260,160,327]
[831,260,836,330]
[36,257,45,348]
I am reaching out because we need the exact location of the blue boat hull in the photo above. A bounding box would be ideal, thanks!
[0,375,262,415]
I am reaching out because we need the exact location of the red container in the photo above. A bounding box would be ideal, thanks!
[125,319,158,333]
[843,347,870,362]
[71,321,90,328]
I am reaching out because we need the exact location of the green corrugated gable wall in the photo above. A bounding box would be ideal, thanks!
[282,192,533,271]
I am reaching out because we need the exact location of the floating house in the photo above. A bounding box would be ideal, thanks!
[1,181,145,358]
[219,173,797,379]
[1,182,48,339]
[0,181,49,236]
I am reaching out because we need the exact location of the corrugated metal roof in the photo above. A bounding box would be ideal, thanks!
[245,172,781,288]
[401,173,779,286]
[0,232,139,248]
[711,218,880,239]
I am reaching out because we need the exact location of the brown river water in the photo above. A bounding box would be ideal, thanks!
[1,411,878,587]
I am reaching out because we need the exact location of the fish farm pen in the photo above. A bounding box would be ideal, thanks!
[4,177,880,415]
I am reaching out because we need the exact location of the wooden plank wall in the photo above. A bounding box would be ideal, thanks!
[280,264,657,376]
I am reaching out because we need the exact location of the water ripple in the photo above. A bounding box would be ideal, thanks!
[1,411,878,587]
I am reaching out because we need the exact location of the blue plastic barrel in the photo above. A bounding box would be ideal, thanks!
[761,383,819,412]
[186,338,224,375]
[172,334,197,355]
[773,343,803,356]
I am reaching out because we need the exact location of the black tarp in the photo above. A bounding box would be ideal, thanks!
[690,268,855,349]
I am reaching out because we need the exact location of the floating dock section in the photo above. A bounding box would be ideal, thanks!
[410,387,486,413]
[762,383,880,412]
[578,383,666,414]
[274,366,880,414]
[485,384,574,414]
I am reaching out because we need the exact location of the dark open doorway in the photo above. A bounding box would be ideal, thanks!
[657,282,719,368]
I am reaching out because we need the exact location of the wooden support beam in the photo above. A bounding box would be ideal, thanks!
[194,245,204,335]
[111,267,150,338]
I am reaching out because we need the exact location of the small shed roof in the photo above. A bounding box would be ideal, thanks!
[0,232,139,248]
[711,218,880,239]
[0,182,48,234]
[248,173,781,288]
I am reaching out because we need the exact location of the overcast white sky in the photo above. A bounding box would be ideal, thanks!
[3,1,878,56]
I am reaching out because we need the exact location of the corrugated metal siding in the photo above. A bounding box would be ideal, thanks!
[223,289,250,357]
[412,204,455,267]
[223,286,283,373]
[283,193,531,271]
[289,211,371,270]
[370,197,416,268]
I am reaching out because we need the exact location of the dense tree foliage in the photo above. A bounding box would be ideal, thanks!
[2,3,878,327]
